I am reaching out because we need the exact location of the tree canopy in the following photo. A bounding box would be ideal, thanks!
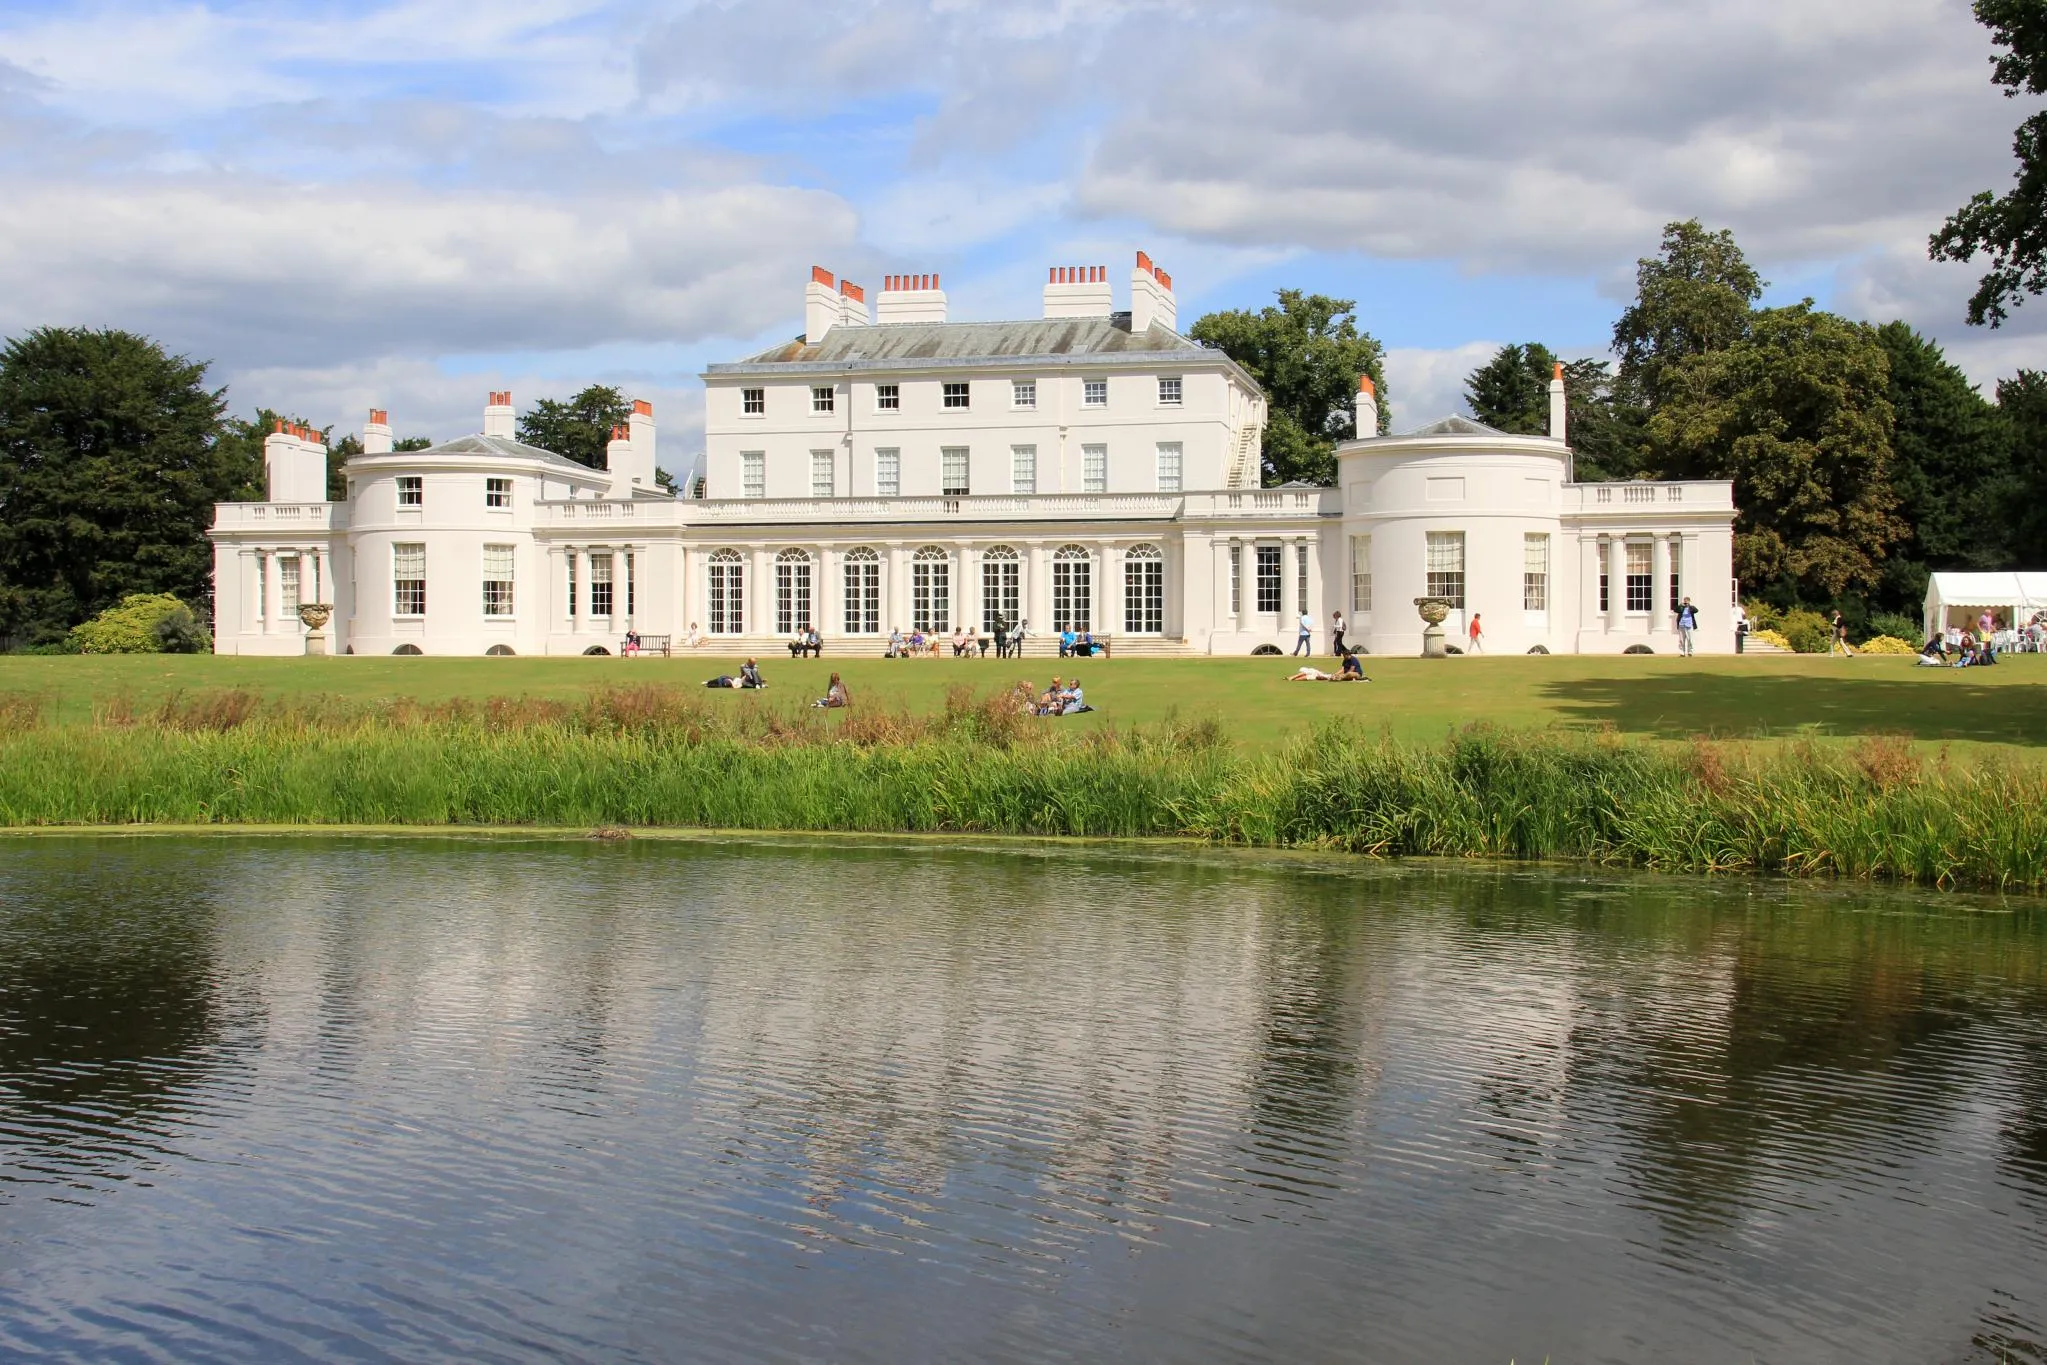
[0,328,256,644]
[516,385,631,471]
[1930,0,2047,325]
[1649,303,1905,600]
[1189,291,1386,486]
[1462,343,1643,481]
[1612,219,1764,406]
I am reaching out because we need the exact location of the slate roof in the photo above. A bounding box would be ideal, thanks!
[1402,415,1512,438]
[399,433,599,476]
[705,314,1249,384]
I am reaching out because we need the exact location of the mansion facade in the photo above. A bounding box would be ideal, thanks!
[210,255,1738,657]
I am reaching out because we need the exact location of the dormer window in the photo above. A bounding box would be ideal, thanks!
[398,476,423,507]
[742,387,765,415]
[812,386,835,415]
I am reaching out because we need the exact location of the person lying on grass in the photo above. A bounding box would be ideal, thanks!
[1288,654,1369,682]
[810,672,850,709]
[702,658,768,689]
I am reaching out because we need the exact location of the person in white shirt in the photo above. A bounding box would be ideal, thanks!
[1331,610,1348,657]
[1293,611,1314,656]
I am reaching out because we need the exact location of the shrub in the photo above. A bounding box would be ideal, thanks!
[1779,609,1834,654]
[1751,628,1793,651]
[1859,635,1918,655]
[1743,599,1784,631]
[153,604,212,654]
[1867,611,1922,644]
[69,593,192,654]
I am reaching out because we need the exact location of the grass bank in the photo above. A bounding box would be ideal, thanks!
[0,684,2041,891]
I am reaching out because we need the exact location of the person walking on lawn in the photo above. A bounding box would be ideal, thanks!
[1467,613,1484,654]
[1294,610,1314,656]
[1331,610,1348,657]
[1675,597,1700,656]
[1831,610,1855,658]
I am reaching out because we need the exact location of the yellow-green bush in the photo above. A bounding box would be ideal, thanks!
[1750,628,1793,652]
[1780,609,1834,654]
[69,594,189,654]
[1858,635,1917,655]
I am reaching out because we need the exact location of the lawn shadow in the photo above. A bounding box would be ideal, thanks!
[1536,672,2047,746]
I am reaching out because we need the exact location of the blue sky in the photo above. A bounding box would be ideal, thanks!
[0,0,2040,467]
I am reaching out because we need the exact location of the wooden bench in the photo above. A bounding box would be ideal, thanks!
[622,634,671,657]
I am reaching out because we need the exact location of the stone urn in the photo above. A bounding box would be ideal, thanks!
[297,602,333,656]
[1413,597,1451,658]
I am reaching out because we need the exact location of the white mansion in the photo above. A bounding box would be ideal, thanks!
[210,254,1738,657]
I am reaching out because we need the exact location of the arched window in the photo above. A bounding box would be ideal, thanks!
[392,643,424,656]
[1052,544,1092,633]
[911,545,951,633]
[842,547,880,635]
[775,548,814,634]
[485,644,516,656]
[708,548,745,634]
[1124,543,1164,634]
[981,545,1020,634]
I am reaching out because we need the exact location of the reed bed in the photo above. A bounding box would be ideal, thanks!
[0,685,2042,891]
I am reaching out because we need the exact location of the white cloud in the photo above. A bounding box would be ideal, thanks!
[1383,343,1498,429]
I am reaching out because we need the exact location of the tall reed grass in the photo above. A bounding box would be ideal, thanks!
[0,685,2041,891]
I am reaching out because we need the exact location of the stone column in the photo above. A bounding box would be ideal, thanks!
[751,546,773,637]
[887,544,909,634]
[1025,541,1049,636]
[1605,535,1624,631]
[1650,534,1671,635]
[262,548,281,634]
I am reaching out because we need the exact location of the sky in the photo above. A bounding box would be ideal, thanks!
[0,0,2042,475]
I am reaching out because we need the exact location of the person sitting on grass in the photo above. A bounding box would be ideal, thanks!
[811,672,850,709]
[1011,679,1037,714]
[1918,636,1948,667]
[1036,676,1064,715]
[1288,654,1370,682]
[739,658,766,688]
[1060,677,1090,714]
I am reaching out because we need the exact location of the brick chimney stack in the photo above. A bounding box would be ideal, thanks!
[363,407,393,455]
[875,273,947,324]
[483,390,515,439]
[1130,250,1177,334]
[1043,264,1111,319]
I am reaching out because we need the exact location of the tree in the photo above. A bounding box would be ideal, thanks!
[1612,220,1764,409]
[1463,343,1647,481]
[1997,368,2047,563]
[1189,291,1387,486]
[516,385,631,471]
[1649,303,1905,600]
[1872,323,2016,608]
[1929,0,2047,326]
[0,328,256,644]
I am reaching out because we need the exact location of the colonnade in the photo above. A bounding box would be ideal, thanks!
[1584,531,1694,636]
[550,543,644,629]
[244,545,327,633]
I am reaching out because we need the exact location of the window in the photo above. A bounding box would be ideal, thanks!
[875,448,900,498]
[1052,545,1092,632]
[1425,532,1465,609]
[1081,444,1107,494]
[1229,543,1241,615]
[397,476,422,508]
[1296,542,1310,615]
[1626,540,1652,612]
[626,552,635,616]
[811,449,834,498]
[942,382,971,410]
[1155,442,1182,493]
[1012,379,1036,409]
[742,387,765,415]
[1524,534,1549,611]
[484,544,515,617]
[1668,535,1682,612]
[486,477,511,509]
[1158,376,1182,406]
[280,556,301,614]
[775,548,813,633]
[256,554,268,620]
[1599,541,1610,613]
[1083,379,1107,407]
[875,384,899,412]
[566,552,577,618]
[911,546,950,632]
[590,553,614,617]
[1350,535,1372,614]
[708,549,744,634]
[1011,445,1037,495]
[843,547,880,634]
[1255,545,1282,614]
[812,385,835,415]
[981,545,1020,633]
[393,542,426,616]
[1124,544,1164,633]
[741,451,765,499]
[941,446,969,497]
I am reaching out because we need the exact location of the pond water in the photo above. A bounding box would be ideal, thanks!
[1,835,2044,1363]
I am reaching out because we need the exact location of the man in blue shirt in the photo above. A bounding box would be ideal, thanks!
[1060,628,1077,657]
[1675,597,1700,656]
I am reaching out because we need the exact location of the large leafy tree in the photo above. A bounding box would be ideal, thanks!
[0,328,257,643]
[516,384,631,471]
[1462,342,1645,481]
[1872,323,2016,607]
[1189,291,1386,486]
[1612,219,1764,408]
[1650,303,1905,600]
[1997,368,2047,563]
[1930,0,2047,326]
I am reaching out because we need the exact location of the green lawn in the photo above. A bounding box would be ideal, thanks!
[4,651,2044,751]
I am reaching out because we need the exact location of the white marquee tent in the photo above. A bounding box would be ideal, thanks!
[1923,571,2047,636]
